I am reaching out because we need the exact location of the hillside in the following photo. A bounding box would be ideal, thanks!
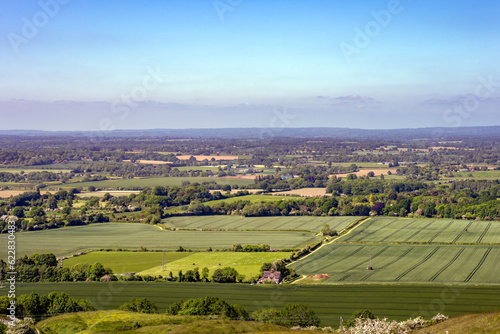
[36,310,326,334]
[412,312,500,334]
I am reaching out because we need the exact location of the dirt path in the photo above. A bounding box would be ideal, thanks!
[289,217,372,284]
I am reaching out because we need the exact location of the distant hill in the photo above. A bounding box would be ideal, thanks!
[1,125,500,139]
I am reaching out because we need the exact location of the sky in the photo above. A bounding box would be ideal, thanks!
[0,0,499,131]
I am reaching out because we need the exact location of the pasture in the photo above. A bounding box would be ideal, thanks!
[0,223,320,258]
[63,251,191,274]
[164,215,360,232]
[290,243,500,284]
[337,217,500,244]
[16,282,500,327]
[272,187,331,197]
[138,252,292,278]
[65,176,255,189]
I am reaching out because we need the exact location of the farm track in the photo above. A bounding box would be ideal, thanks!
[394,247,440,281]
[464,247,492,282]
[476,222,492,243]
[429,247,465,281]
[427,220,454,242]
[451,222,473,243]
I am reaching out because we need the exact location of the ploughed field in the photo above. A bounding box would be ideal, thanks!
[291,217,500,284]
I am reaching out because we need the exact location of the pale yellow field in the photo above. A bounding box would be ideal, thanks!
[272,187,330,197]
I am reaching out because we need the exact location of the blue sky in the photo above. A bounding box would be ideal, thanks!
[1,0,499,130]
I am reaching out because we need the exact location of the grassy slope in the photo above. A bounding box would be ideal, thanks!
[138,252,292,278]
[0,223,319,258]
[63,251,192,274]
[412,312,500,334]
[17,282,500,328]
[36,310,313,334]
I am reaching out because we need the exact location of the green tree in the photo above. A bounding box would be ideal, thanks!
[119,298,158,313]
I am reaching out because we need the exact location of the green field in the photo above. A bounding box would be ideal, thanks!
[63,176,255,189]
[63,251,191,274]
[290,244,500,284]
[199,194,290,207]
[15,282,500,327]
[442,170,500,180]
[0,168,71,173]
[139,252,292,279]
[164,215,360,232]
[337,217,500,244]
[0,223,320,258]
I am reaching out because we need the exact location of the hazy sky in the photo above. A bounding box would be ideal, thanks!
[1,0,499,131]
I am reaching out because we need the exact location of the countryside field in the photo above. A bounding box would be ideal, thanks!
[0,223,320,258]
[63,251,191,274]
[164,215,360,232]
[138,252,292,278]
[17,282,500,327]
[290,244,500,284]
[337,217,500,244]
[64,176,256,189]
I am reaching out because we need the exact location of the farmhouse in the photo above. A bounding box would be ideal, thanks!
[258,271,282,284]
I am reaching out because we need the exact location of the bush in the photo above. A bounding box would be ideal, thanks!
[167,296,248,320]
[119,298,158,314]
[252,303,319,328]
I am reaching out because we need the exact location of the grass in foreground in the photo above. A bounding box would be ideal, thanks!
[412,311,500,334]
[16,282,500,328]
[36,310,313,334]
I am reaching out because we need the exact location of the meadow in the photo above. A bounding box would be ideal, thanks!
[63,251,191,274]
[138,252,292,278]
[0,223,320,258]
[17,282,500,327]
[337,217,500,244]
[164,215,360,232]
[64,176,255,189]
[290,243,500,284]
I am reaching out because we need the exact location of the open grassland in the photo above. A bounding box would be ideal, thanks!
[139,252,292,278]
[17,282,500,328]
[337,217,500,244]
[442,169,500,180]
[0,223,319,258]
[164,215,360,232]
[63,251,191,274]
[64,176,255,189]
[272,187,331,197]
[290,244,500,284]
[196,194,291,207]
[36,310,317,334]
[413,312,500,334]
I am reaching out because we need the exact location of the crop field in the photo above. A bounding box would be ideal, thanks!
[138,252,292,278]
[0,223,320,258]
[290,243,500,284]
[164,215,360,232]
[64,176,256,189]
[337,217,500,244]
[16,282,500,327]
[63,251,191,274]
[199,194,290,207]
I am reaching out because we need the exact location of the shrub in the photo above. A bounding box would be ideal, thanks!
[119,298,158,314]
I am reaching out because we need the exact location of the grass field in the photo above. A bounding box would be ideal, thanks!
[199,194,290,207]
[63,251,191,274]
[413,312,500,334]
[164,215,360,232]
[290,243,500,284]
[138,252,292,279]
[63,176,256,189]
[36,310,321,334]
[15,282,500,327]
[0,223,320,258]
[337,217,500,244]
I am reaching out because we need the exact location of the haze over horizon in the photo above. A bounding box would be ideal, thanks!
[1,0,499,131]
